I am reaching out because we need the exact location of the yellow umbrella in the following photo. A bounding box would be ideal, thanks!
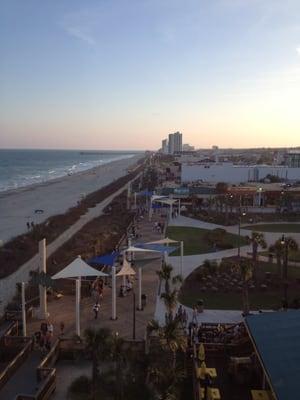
[198,343,205,361]
[200,361,207,379]
[207,387,213,400]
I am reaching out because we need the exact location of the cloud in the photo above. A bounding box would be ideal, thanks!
[61,9,99,46]
[64,25,96,45]
[297,47,300,55]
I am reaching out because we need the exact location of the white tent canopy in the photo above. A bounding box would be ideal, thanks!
[116,258,136,276]
[156,198,178,206]
[52,256,108,279]
[146,237,178,245]
[151,195,167,202]
[124,246,161,254]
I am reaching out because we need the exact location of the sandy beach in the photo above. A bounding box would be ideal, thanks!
[0,154,142,243]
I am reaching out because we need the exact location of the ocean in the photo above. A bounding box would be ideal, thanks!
[0,149,140,192]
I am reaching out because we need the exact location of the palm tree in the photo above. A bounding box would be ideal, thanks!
[248,231,267,281]
[157,262,182,294]
[239,259,253,315]
[161,289,178,321]
[84,327,112,399]
[147,317,187,370]
[269,236,299,278]
[111,333,126,400]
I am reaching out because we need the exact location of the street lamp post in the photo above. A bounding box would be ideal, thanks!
[238,210,246,259]
[132,290,136,340]
[281,235,289,307]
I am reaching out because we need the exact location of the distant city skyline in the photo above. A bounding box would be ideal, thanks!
[1,0,300,150]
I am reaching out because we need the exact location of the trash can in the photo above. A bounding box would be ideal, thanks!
[142,294,147,309]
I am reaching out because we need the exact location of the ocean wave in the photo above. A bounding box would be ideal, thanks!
[0,151,136,193]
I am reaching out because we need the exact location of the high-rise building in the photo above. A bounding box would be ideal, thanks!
[161,139,168,154]
[168,131,182,154]
[168,134,174,154]
[285,150,300,168]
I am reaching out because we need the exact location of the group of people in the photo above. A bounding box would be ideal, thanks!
[91,278,104,320]
[119,276,133,297]
[175,304,189,327]
[153,221,164,234]
[188,321,246,345]
[34,320,54,356]
[26,221,35,230]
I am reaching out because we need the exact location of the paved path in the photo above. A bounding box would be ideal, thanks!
[167,215,251,278]
[170,214,300,248]
[0,350,41,399]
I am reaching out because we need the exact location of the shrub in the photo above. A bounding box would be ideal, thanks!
[68,375,91,395]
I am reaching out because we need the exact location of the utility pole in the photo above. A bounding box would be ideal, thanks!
[282,235,289,306]
[21,282,27,337]
[133,290,136,340]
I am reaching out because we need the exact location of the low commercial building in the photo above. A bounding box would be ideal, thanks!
[181,163,300,184]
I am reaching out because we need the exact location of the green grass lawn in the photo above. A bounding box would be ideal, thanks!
[179,290,300,310]
[179,260,300,310]
[166,226,248,256]
[242,223,300,233]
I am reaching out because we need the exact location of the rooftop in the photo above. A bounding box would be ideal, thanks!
[245,311,300,400]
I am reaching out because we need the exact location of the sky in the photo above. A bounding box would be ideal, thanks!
[1,0,300,150]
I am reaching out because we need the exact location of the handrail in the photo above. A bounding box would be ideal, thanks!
[0,337,33,390]
[15,368,56,400]
[36,340,60,381]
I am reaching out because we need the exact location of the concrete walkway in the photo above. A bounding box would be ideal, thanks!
[170,214,300,248]
[154,296,243,325]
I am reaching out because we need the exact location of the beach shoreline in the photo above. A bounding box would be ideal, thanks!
[0,154,143,243]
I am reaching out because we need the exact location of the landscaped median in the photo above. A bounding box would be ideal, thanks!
[166,226,248,256]
[242,223,300,233]
[179,257,300,311]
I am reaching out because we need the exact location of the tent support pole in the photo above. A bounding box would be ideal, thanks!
[180,241,184,276]
[38,238,48,319]
[21,282,27,337]
[111,266,117,320]
[75,278,81,337]
[138,267,142,310]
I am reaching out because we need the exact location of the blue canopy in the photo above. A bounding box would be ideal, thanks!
[245,310,300,400]
[135,243,178,255]
[152,203,164,209]
[137,190,153,197]
[88,251,120,267]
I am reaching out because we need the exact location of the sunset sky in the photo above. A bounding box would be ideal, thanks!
[1,0,300,150]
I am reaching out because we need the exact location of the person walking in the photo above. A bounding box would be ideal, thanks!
[60,321,65,336]
[93,303,100,319]
[191,305,198,325]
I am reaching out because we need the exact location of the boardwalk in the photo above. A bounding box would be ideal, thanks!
[0,350,41,399]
